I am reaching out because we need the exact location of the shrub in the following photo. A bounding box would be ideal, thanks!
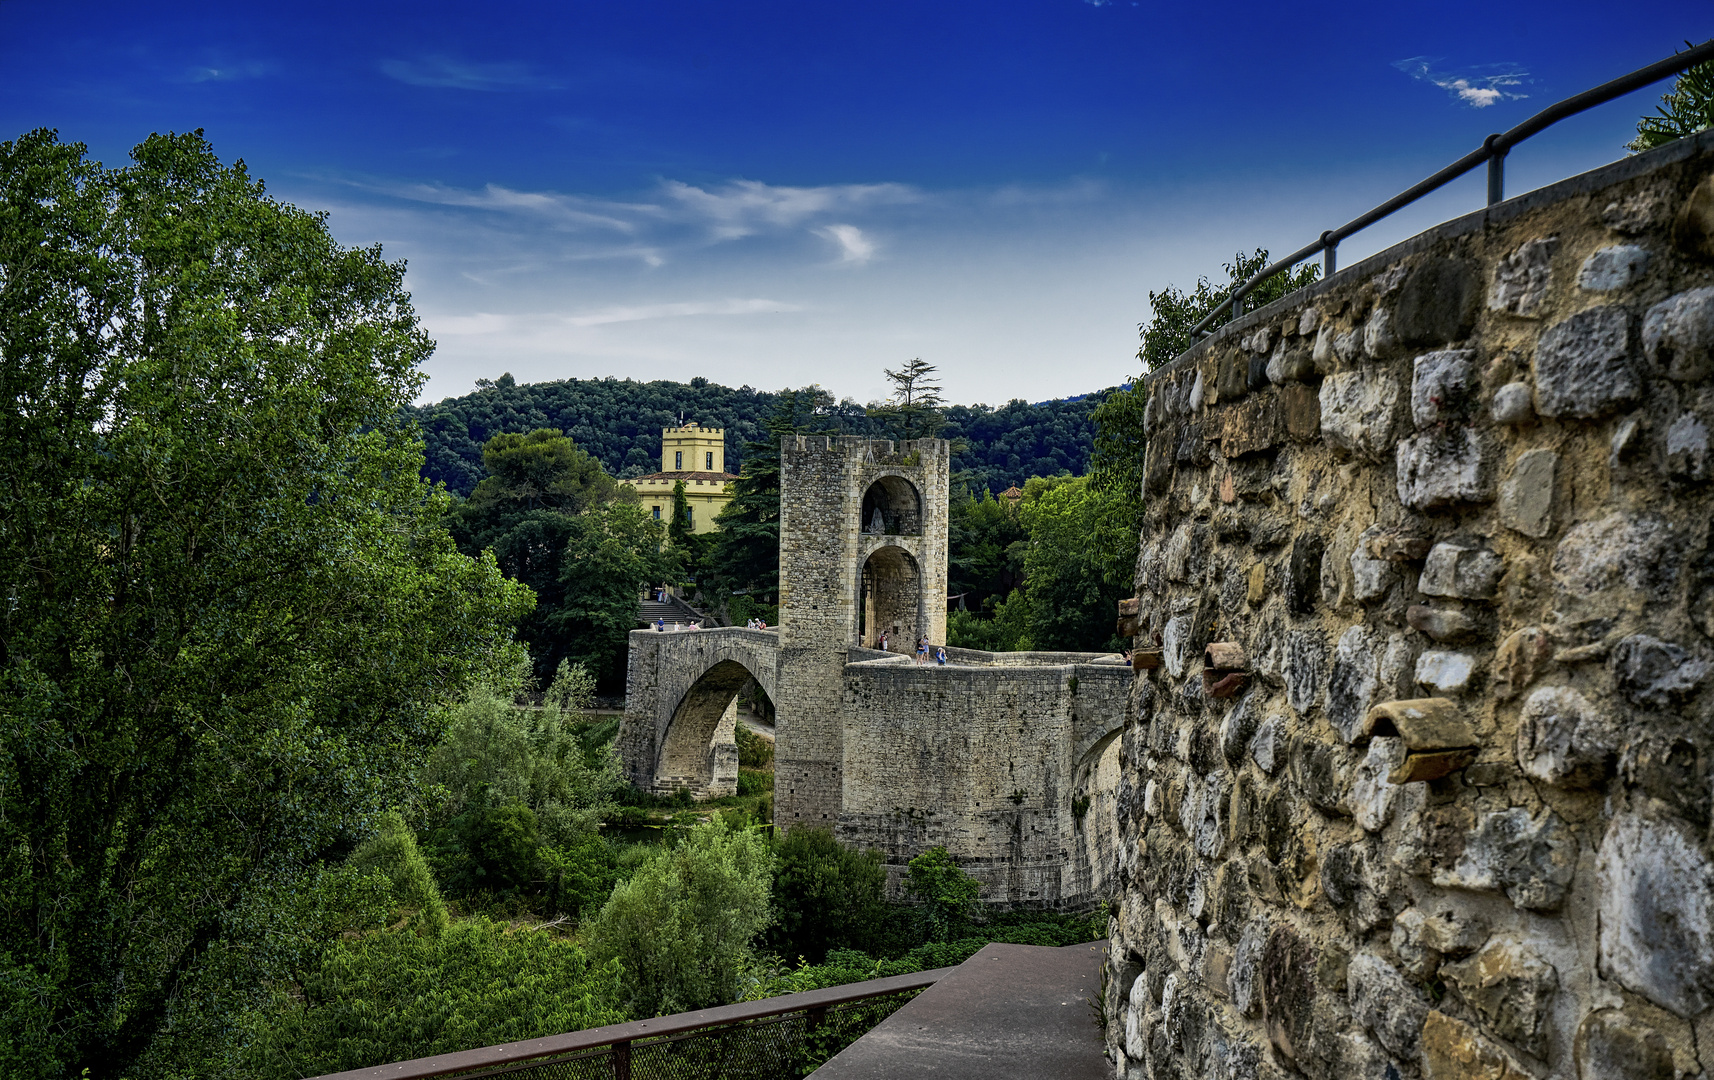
[735,724,774,768]
[906,847,981,942]
[583,820,775,1016]
[245,918,624,1077]
[768,828,887,964]
[347,812,450,935]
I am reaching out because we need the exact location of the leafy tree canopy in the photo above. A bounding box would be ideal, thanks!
[867,357,947,441]
[0,129,531,1079]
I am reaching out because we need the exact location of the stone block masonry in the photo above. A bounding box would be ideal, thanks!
[1107,131,1714,1080]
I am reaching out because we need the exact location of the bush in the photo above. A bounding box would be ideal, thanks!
[906,847,981,942]
[768,828,887,964]
[347,812,450,935]
[736,768,773,797]
[583,820,775,1016]
[245,918,624,1078]
[736,724,774,768]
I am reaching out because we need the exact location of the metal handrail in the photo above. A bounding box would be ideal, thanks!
[306,965,954,1080]
[1185,39,1714,342]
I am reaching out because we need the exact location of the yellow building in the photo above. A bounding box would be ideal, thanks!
[621,421,739,534]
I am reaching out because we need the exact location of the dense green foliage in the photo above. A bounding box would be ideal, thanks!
[768,828,888,964]
[417,670,625,916]
[905,847,983,942]
[1018,475,1135,652]
[1137,249,1320,371]
[0,130,532,1080]
[245,918,626,1079]
[584,819,776,1017]
[1629,48,1714,152]
[947,487,1027,615]
[413,376,1114,500]
[867,357,947,441]
[450,428,676,681]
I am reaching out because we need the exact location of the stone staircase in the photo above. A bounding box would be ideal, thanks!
[637,593,704,627]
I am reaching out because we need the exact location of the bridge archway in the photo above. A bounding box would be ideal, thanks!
[858,545,922,651]
[655,656,775,799]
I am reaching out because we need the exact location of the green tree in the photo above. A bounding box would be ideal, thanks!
[706,392,806,604]
[867,357,947,441]
[554,500,681,680]
[244,918,625,1078]
[584,819,775,1016]
[1138,249,1320,371]
[947,486,1027,613]
[0,129,532,1079]
[417,677,624,907]
[451,429,634,680]
[1019,476,1133,652]
[768,828,887,964]
[1630,46,1714,152]
[905,847,981,942]
[946,589,1034,652]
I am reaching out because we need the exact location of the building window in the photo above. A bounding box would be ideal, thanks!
[685,506,694,526]
[675,451,682,469]
[705,451,713,470]
[652,506,661,519]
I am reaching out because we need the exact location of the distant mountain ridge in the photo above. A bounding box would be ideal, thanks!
[411,375,1116,498]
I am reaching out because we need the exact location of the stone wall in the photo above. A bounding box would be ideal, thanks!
[1105,133,1714,1080]
[836,653,1131,907]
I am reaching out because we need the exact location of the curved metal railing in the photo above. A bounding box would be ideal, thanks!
[1182,39,1714,347]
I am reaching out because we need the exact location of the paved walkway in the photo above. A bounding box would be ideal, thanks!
[812,941,1110,1079]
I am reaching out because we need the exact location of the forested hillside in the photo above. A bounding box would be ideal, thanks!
[413,374,1113,496]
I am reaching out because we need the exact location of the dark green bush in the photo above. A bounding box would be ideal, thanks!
[768,828,887,964]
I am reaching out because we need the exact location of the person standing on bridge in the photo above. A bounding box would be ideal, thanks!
[878,630,889,652]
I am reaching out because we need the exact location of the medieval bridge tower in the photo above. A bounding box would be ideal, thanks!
[620,432,1129,908]
[772,436,950,827]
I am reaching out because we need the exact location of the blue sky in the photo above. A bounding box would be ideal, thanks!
[3,1,1709,406]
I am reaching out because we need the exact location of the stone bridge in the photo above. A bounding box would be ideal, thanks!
[619,627,780,798]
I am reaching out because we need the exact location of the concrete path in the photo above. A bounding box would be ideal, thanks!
[812,941,1110,1079]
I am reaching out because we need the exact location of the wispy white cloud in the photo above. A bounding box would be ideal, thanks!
[381,55,561,91]
[1393,57,1529,108]
[817,224,877,263]
[560,298,803,327]
[182,60,271,83]
[660,178,919,239]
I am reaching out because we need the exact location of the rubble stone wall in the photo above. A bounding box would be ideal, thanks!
[1105,132,1714,1080]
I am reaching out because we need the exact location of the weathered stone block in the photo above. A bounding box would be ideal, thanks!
[1411,348,1477,428]
[1573,1007,1679,1080]
[1287,534,1323,615]
[1665,411,1709,481]
[1437,807,1575,912]
[1643,286,1714,382]
[1609,633,1711,707]
[1249,716,1283,774]
[1597,811,1714,1018]
[1319,370,1399,461]
[1516,684,1612,787]
[1364,306,1394,357]
[1327,624,1381,743]
[1285,630,1327,716]
[1493,625,1551,700]
[1407,604,1479,643]
[1498,448,1557,538]
[1443,940,1558,1058]
[1279,383,1321,441]
[1415,649,1475,694]
[1395,256,1480,345]
[1553,511,1679,601]
[1391,906,1486,978]
[1290,738,1355,813]
[1421,1011,1533,1080]
[1489,237,1558,317]
[1349,736,1405,833]
[1674,173,1714,262]
[1260,925,1318,1066]
[1397,428,1495,508]
[1349,525,1397,603]
[1490,380,1536,426]
[1347,951,1427,1059]
[1534,305,1642,418]
[1420,541,1503,600]
[1219,394,1281,458]
[1580,243,1651,291]
[1217,351,1249,401]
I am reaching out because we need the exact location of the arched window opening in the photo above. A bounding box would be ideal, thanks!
[860,475,923,536]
